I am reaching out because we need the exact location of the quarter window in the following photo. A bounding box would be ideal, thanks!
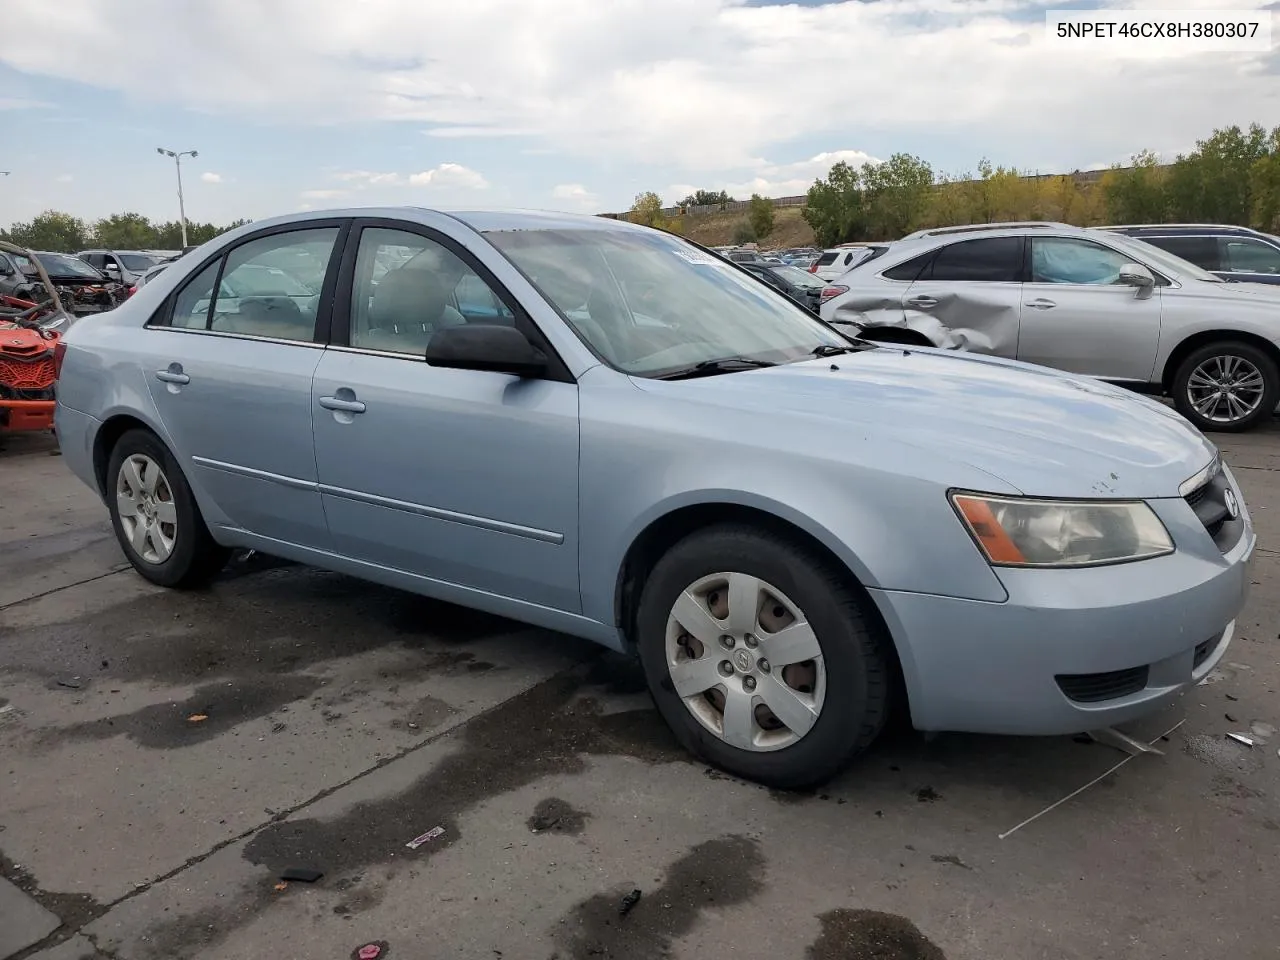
[929,237,1023,282]
[1223,238,1280,275]
[171,260,220,329]
[348,227,511,356]
[1030,237,1131,285]
[882,252,934,282]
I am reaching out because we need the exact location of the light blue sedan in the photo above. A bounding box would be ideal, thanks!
[53,208,1255,788]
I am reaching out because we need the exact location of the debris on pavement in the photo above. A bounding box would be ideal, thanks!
[56,678,82,689]
[352,942,388,960]
[405,826,445,850]
[187,714,208,723]
[619,888,642,916]
[999,719,1185,840]
[279,867,324,883]
[273,882,288,892]
[1227,733,1255,748]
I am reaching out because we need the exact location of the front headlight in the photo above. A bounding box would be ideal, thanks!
[950,493,1174,567]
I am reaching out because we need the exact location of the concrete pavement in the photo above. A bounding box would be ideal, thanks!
[2,428,1278,959]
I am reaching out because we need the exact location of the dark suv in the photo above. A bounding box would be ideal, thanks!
[1100,224,1280,285]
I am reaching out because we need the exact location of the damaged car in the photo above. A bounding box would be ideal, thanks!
[822,222,1280,432]
[0,249,126,318]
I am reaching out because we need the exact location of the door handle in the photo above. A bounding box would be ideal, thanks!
[155,368,190,385]
[319,395,366,414]
[1026,299,1056,310]
[905,296,938,308]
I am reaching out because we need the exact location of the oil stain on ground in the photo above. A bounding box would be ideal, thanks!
[808,908,947,959]
[555,835,766,960]
[240,660,679,879]
[527,797,591,835]
[40,676,323,749]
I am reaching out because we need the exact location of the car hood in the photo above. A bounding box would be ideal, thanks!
[1189,277,1280,301]
[635,347,1215,499]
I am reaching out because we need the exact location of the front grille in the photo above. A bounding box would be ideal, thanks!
[1056,666,1150,703]
[0,355,55,391]
[1184,467,1243,554]
[1193,635,1217,668]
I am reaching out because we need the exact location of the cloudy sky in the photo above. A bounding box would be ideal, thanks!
[0,0,1276,227]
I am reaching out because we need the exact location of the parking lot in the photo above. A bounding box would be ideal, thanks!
[1,424,1278,960]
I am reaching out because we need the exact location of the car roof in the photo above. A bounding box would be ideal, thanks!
[1099,224,1268,236]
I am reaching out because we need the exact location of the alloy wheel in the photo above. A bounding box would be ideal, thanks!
[1186,354,1266,424]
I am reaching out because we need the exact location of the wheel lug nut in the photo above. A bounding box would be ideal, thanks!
[719,635,734,649]
[743,676,756,691]
[718,661,734,677]
[744,634,758,648]
[759,659,770,673]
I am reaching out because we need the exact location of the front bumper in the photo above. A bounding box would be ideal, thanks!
[870,476,1255,735]
[0,399,55,433]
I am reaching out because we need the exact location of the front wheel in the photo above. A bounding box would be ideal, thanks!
[106,428,230,587]
[1172,341,1278,433]
[635,524,892,790]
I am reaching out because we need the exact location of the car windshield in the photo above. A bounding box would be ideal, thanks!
[486,227,849,377]
[34,253,102,279]
[119,253,161,271]
[1102,233,1224,283]
[772,265,827,289]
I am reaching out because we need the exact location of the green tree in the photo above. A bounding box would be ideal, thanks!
[681,189,734,208]
[861,153,934,239]
[731,220,756,245]
[92,212,157,249]
[1250,129,1280,232]
[628,191,671,229]
[802,161,867,247]
[748,194,775,242]
[1,210,90,252]
[1099,150,1168,223]
[1165,124,1271,224]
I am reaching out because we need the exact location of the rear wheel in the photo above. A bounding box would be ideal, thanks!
[106,429,230,587]
[1173,341,1278,433]
[635,524,891,790]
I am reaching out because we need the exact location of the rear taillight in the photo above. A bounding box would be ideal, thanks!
[820,284,848,302]
[127,285,138,297]
[53,340,67,379]
[808,263,818,273]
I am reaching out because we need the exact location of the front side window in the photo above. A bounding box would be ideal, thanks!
[119,253,161,272]
[485,226,848,377]
[1223,238,1280,274]
[348,227,509,356]
[1144,236,1220,271]
[928,237,1022,282]
[1030,237,1131,285]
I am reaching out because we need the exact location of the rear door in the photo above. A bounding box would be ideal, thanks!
[900,236,1024,356]
[1016,235,1162,381]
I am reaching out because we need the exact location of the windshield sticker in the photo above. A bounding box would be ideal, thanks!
[673,250,719,265]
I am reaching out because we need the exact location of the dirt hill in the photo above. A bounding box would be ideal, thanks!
[675,207,816,249]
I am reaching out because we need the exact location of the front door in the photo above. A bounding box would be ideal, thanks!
[143,222,346,547]
[311,222,581,613]
[1016,235,1162,382]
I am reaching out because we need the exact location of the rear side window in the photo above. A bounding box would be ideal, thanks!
[816,252,838,266]
[1145,236,1220,271]
[882,253,934,282]
[927,237,1023,282]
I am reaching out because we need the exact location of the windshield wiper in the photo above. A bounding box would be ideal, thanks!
[656,357,778,380]
[811,343,873,357]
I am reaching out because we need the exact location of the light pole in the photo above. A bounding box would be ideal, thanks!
[156,147,198,247]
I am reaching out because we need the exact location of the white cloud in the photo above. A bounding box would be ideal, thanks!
[550,183,599,211]
[55,174,73,183]
[300,188,345,199]
[0,97,48,110]
[408,162,488,189]
[200,171,223,183]
[0,0,1275,175]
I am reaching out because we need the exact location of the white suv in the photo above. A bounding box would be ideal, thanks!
[809,245,879,281]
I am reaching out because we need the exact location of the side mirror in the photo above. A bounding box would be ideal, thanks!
[1118,263,1155,288]
[425,324,547,377]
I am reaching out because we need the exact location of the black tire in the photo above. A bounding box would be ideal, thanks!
[635,524,891,790]
[106,428,230,587]
[1172,340,1278,433]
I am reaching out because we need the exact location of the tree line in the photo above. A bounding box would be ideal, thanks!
[626,122,1280,249]
[0,210,251,253]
